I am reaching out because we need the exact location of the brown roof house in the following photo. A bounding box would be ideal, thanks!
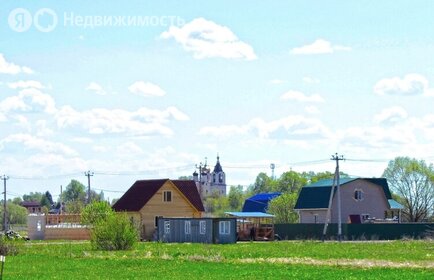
[113,179,204,240]
[21,201,42,214]
[294,178,404,224]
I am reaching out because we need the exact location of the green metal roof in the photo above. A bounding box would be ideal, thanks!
[388,199,404,209]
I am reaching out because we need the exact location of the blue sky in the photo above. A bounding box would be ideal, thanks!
[1,1,434,201]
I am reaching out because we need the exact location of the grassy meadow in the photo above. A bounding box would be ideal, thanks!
[4,240,434,279]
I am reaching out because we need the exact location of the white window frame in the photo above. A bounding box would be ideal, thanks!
[163,191,172,202]
[219,221,230,235]
[199,220,206,235]
[185,220,191,235]
[164,221,170,234]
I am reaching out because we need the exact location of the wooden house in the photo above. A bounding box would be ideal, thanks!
[157,217,237,244]
[21,201,42,214]
[112,179,204,240]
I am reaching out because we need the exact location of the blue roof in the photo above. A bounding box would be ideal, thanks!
[225,212,275,218]
[242,192,281,212]
[388,199,404,209]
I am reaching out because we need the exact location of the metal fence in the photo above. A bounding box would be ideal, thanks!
[275,223,434,240]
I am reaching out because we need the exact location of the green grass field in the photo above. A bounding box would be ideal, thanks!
[4,240,434,279]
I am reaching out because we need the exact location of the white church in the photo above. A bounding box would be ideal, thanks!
[193,155,227,198]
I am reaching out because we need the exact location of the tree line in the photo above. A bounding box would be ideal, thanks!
[2,156,433,225]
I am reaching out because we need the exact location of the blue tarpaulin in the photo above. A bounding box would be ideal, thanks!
[242,192,281,213]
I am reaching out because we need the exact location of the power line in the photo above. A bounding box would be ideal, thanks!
[92,188,125,193]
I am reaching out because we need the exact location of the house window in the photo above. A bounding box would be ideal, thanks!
[185,220,191,235]
[164,221,170,234]
[314,214,318,224]
[199,220,206,235]
[163,191,172,202]
[219,221,230,235]
[354,189,364,201]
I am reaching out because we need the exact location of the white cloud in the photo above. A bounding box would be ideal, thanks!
[128,81,166,97]
[291,39,351,55]
[56,105,188,136]
[0,88,56,116]
[199,115,331,140]
[0,133,77,156]
[373,73,434,96]
[0,53,33,74]
[374,106,408,125]
[86,82,106,95]
[303,77,320,84]
[305,105,320,114]
[116,142,143,155]
[161,18,257,60]
[270,79,286,84]
[8,80,44,89]
[281,90,325,103]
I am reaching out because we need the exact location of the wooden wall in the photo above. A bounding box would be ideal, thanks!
[138,181,202,240]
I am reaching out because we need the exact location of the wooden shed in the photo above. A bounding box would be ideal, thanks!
[157,217,237,244]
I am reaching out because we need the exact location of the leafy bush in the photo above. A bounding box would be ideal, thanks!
[90,212,138,251]
[0,234,21,256]
[81,201,113,226]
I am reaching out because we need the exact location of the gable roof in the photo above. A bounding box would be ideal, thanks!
[21,201,41,207]
[242,192,281,212]
[112,179,204,212]
[294,177,394,210]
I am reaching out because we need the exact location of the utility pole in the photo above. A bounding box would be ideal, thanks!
[84,171,94,205]
[322,154,345,242]
[60,185,63,214]
[332,153,344,241]
[1,175,9,232]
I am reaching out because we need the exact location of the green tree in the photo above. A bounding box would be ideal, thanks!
[40,195,51,209]
[62,180,86,203]
[81,201,112,226]
[227,185,244,211]
[91,213,138,250]
[64,200,84,214]
[301,171,349,184]
[12,197,23,205]
[22,192,43,202]
[383,157,434,222]
[203,190,229,216]
[267,193,299,223]
[274,171,307,193]
[249,172,275,194]
[0,202,28,225]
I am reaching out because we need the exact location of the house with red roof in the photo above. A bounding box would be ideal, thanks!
[112,179,204,240]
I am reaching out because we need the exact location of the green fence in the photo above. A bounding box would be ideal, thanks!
[275,223,434,240]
